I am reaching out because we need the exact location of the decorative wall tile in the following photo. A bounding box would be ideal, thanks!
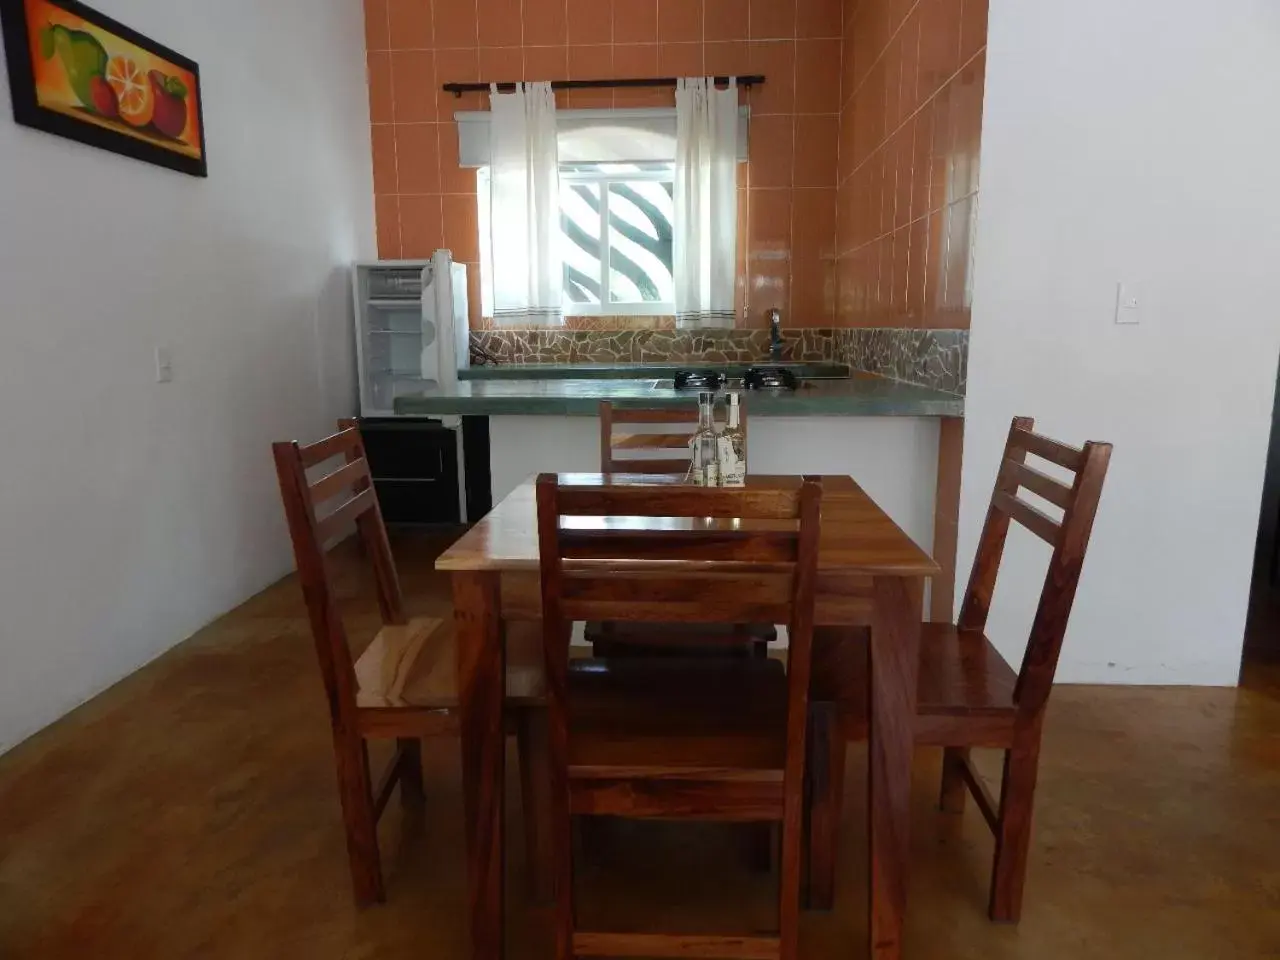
[366,0,843,329]
[835,0,987,332]
[836,327,968,395]
[468,323,969,395]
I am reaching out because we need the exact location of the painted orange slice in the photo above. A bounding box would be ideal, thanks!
[105,56,154,128]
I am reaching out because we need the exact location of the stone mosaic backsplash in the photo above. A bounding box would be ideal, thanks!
[839,328,969,396]
[470,328,840,366]
[469,327,968,395]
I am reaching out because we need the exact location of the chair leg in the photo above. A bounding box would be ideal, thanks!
[397,737,425,807]
[805,704,844,910]
[779,788,805,960]
[988,736,1042,923]
[544,701,575,960]
[334,734,384,906]
[939,747,970,814]
[516,708,554,902]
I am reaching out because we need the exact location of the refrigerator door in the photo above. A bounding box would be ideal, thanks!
[422,250,470,389]
[420,258,443,386]
[451,261,470,375]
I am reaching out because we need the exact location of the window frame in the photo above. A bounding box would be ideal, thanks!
[559,163,676,318]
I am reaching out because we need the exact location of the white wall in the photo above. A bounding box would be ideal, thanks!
[960,0,1280,684]
[0,0,374,751]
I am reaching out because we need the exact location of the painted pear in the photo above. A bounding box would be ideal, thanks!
[40,24,107,110]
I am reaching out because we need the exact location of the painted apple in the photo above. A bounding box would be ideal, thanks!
[88,74,118,119]
[148,70,188,139]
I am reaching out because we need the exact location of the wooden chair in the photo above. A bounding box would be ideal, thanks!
[591,401,774,659]
[806,416,1112,922]
[272,421,546,906]
[536,474,822,960]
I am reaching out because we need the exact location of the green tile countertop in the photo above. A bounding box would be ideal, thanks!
[459,362,851,381]
[393,374,964,418]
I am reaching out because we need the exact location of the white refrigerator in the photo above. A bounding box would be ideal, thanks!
[352,250,470,417]
[351,251,472,521]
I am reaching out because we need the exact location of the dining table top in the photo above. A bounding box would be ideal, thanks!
[436,473,940,578]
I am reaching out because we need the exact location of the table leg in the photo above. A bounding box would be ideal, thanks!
[454,571,506,960]
[868,576,923,960]
[931,416,964,623]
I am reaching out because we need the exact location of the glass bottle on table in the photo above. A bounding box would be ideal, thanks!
[690,391,720,487]
[717,392,747,487]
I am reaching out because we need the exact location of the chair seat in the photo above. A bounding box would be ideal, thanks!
[566,658,788,779]
[355,617,544,709]
[811,623,1019,741]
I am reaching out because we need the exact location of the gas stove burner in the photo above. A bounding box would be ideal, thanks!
[673,369,728,391]
[743,366,799,391]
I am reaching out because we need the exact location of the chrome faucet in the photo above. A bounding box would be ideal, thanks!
[768,309,784,363]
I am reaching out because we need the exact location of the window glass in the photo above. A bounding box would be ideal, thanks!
[560,161,674,315]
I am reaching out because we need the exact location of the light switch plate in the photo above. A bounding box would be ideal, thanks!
[155,346,174,383]
[1115,282,1142,325]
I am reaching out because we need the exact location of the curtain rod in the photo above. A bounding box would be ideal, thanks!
[442,75,765,97]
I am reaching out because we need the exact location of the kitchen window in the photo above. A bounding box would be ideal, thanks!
[479,160,676,318]
[559,161,675,314]
[462,106,749,321]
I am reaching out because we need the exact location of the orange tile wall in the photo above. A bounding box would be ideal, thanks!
[836,0,986,329]
[364,0,846,329]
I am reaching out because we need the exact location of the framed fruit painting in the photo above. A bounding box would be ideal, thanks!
[0,0,206,176]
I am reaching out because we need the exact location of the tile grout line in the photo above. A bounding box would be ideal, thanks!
[786,0,800,325]
[834,0,848,324]
[840,43,984,187]
[839,0,924,114]
[837,188,978,258]
[384,0,402,256]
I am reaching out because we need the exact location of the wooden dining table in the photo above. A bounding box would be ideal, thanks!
[437,473,939,960]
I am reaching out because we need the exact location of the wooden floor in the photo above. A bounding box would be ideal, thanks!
[2,531,1279,959]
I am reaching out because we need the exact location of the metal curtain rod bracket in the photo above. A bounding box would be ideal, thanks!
[441,75,766,97]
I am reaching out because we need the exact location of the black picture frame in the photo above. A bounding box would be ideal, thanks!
[0,0,207,177]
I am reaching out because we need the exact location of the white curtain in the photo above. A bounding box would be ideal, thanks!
[487,82,563,327]
[673,78,740,329]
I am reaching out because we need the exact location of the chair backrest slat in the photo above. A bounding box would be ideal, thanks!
[608,407,706,424]
[558,484,797,519]
[1002,460,1073,510]
[599,401,747,475]
[1010,426,1085,471]
[611,433,696,452]
[272,421,407,730]
[959,416,1112,719]
[561,571,794,623]
[560,527,799,564]
[315,488,378,545]
[299,428,362,468]
[311,457,372,506]
[992,491,1060,546]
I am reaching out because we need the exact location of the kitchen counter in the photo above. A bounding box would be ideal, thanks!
[393,373,964,418]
